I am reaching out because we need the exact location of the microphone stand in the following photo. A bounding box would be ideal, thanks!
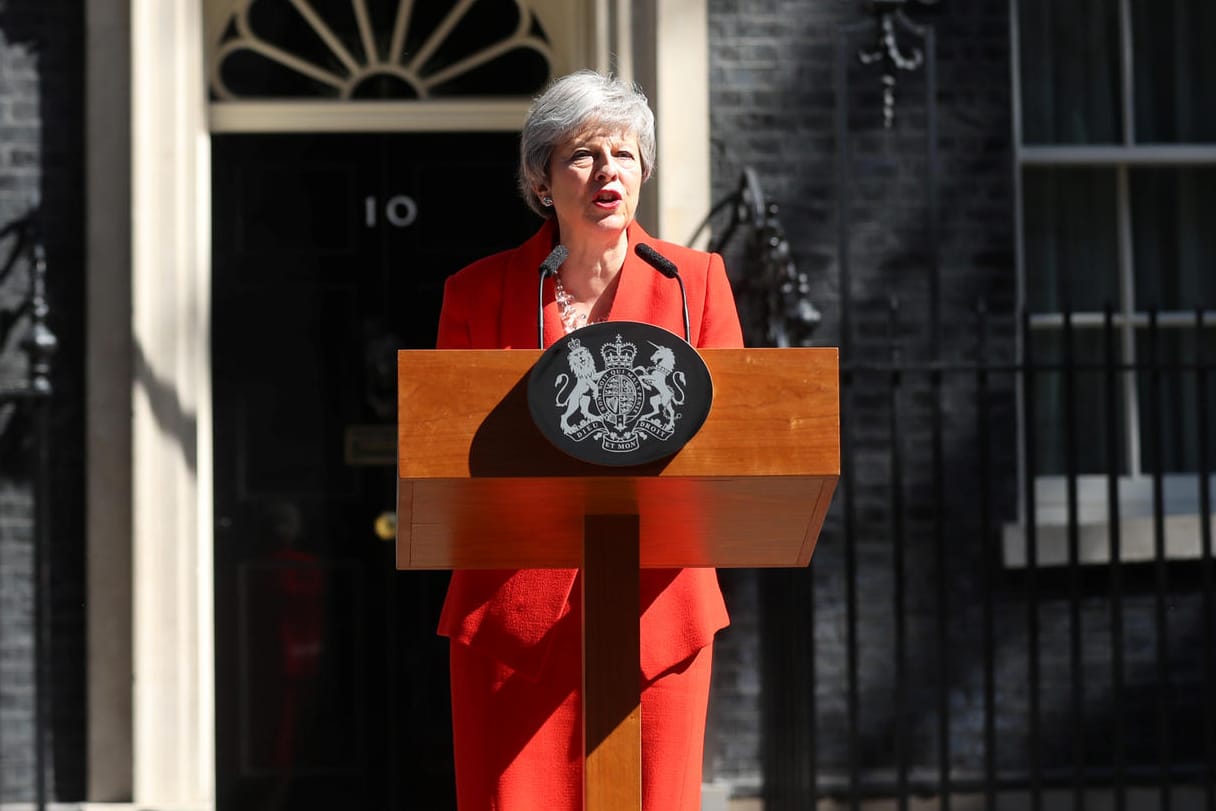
[537,244,568,348]
[634,243,690,344]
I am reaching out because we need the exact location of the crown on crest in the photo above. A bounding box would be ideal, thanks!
[600,334,637,368]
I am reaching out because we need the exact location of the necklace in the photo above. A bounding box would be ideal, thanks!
[553,273,603,334]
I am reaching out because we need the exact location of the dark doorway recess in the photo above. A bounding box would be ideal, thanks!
[211,132,536,811]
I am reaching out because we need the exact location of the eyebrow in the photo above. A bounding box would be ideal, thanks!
[564,134,632,151]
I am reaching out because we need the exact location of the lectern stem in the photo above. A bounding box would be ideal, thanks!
[582,514,642,811]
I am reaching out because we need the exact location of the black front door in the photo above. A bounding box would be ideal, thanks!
[211,133,535,810]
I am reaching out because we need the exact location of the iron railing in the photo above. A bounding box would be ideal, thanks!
[757,298,1215,810]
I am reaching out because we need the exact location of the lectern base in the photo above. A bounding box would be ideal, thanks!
[583,514,641,811]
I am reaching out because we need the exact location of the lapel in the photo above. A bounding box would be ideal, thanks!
[607,222,670,332]
[612,220,690,340]
[499,220,685,348]
[498,220,560,349]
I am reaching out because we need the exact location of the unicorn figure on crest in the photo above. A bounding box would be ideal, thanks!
[636,343,686,430]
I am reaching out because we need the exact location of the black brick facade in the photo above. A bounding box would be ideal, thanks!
[707,1,1213,803]
[1,1,1211,806]
[706,0,1020,791]
[0,0,86,802]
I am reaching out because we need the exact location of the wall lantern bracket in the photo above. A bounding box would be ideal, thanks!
[689,169,821,347]
[857,0,940,128]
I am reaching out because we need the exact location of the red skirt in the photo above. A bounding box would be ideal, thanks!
[448,598,713,811]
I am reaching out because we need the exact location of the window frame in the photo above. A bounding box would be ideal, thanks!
[1009,0,1216,566]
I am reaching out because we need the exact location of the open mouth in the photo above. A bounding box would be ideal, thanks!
[594,190,622,204]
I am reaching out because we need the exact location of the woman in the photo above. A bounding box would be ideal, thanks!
[435,69,743,810]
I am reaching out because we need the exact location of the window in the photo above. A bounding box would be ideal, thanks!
[1007,0,1216,565]
[205,0,559,132]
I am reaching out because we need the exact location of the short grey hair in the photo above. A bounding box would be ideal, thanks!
[518,70,656,218]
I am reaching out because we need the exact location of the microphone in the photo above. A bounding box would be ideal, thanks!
[537,244,568,348]
[634,243,690,344]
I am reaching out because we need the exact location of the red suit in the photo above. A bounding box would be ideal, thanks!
[435,219,744,810]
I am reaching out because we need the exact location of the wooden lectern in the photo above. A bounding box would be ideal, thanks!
[397,347,839,811]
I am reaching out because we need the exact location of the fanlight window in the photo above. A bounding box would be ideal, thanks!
[212,0,554,100]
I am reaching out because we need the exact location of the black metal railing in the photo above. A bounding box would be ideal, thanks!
[745,5,1208,806]
[760,299,1215,810]
[0,208,56,811]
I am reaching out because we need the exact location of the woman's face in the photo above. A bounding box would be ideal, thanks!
[540,126,643,244]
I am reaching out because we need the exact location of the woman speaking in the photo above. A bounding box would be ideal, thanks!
[435,69,744,810]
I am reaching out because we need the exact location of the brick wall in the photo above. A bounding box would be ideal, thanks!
[708,2,1214,804]
[705,0,1020,799]
[0,1,86,802]
[1,1,1206,806]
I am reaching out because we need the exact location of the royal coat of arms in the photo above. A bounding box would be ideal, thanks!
[527,322,713,466]
[554,333,688,453]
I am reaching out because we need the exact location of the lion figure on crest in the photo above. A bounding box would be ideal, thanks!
[554,340,602,433]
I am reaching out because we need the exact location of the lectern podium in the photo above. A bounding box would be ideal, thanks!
[397,347,839,810]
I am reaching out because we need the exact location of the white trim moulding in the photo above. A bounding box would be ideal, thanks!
[208,99,533,133]
[1018,144,1216,166]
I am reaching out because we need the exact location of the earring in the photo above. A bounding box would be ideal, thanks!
[541,196,553,207]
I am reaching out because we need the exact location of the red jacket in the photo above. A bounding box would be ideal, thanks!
[435,219,744,680]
